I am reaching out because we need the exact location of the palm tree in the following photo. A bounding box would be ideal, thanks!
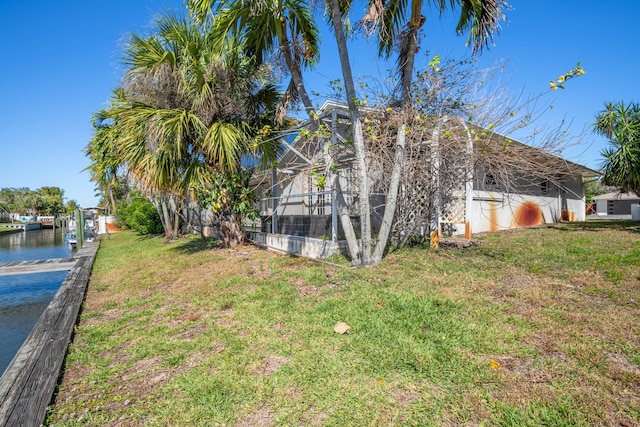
[594,101,640,196]
[128,13,280,240]
[85,92,126,215]
[322,0,375,265]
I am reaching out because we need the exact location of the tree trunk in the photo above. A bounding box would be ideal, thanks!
[372,2,424,262]
[109,175,117,215]
[158,196,174,239]
[329,170,360,263]
[150,195,171,239]
[279,23,315,118]
[324,111,360,263]
[195,205,207,239]
[211,208,244,247]
[400,1,424,105]
[169,195,180,240]
[328,0,372,266]
[278,21,361,264]
[372,123,406,263]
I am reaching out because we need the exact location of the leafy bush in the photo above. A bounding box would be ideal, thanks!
[116,196,163,235]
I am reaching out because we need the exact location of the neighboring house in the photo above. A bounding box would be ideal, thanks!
[593,192,640,215]
[248,101,600,258]
[19,215,37,223]
[37,216,56,228]
[97,216,120,234]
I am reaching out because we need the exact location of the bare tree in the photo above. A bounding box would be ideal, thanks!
[339,58,588,249]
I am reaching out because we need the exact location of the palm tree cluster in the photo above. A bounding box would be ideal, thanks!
[86,13,281,242]
[188,0,320,122]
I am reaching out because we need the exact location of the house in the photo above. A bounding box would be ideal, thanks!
[247,101,600,258]
[593,192,640,216]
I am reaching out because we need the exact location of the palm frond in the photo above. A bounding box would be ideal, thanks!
[204,121,247,172]
[455,0,508,54]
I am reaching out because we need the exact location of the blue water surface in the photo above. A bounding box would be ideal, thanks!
[0,229,72,375]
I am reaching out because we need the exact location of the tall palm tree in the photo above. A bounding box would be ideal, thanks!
[323,0,375,265]
[125,14,280,165]
[126,13,280,240]
[190,0,365,261]
[594,101,640,196]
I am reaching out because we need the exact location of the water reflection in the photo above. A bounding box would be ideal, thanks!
[0,229,71,262]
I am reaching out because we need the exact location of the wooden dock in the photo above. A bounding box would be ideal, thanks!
[0,258,77,277]
[0,223,42,231]
[0,241,99,427]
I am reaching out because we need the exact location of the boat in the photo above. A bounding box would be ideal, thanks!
[65,232,77,247]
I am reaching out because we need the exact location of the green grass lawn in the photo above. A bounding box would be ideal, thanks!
[47,221,640,426]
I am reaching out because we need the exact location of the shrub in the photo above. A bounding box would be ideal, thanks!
[116,197,163,235]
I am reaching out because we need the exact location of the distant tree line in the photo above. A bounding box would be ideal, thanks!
[0,187,78,219]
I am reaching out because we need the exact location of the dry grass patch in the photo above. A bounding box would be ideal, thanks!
[256,355,293,376]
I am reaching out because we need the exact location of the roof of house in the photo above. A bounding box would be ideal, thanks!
[593,191,640,201]
[468,124,601,179]
[272,101,601,179]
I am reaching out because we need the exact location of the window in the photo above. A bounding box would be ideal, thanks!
[317,193,326,216]
[541,180,549,194]
[484,174,496,187]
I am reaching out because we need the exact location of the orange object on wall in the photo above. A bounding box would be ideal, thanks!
[430,231,439,249]
[464,221,472,239]
[489,199,499,232]
[560,209,576,222]
[514,201,543,227]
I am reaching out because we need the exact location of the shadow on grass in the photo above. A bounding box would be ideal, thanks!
[552,220,640,233]
[171,236,222,254]
[134,234,157,241]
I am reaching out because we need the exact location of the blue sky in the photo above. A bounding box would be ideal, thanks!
[1,1,638,208]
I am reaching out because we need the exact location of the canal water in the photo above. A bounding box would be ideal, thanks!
[0,229,72,376]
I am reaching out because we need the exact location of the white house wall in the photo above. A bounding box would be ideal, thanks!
[276,172,309,216]
[269,172,587,237]
[461,190,585,236]
[465,193,558,234]
[440,173,585,236]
